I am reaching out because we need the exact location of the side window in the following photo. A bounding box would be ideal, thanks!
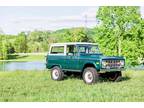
[51,46,64,54]
[79,46,88,53]
[66,45,77,56]
[89,46,99,54]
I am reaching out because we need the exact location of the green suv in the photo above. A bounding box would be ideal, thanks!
[46,42,125,84]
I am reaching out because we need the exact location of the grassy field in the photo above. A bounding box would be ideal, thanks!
[0,70,144,102]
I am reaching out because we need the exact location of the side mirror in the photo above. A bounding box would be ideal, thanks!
[68,53,74,56]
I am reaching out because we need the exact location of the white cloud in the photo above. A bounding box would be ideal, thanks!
[12,7,99,23]
[10,9,97,34]
[1,7,99,34]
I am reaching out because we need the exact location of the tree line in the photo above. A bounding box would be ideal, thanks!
[0,6,144,65]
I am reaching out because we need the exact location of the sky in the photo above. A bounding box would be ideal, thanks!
[0,6,144,35]
[0,6,98,35]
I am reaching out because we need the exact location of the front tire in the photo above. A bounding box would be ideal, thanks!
[82,67,99,84]
[51,66,64,81]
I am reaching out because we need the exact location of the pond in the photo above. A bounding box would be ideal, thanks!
[0,61,46,71]
[0,61,144,72]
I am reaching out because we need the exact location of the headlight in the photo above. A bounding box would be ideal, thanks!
[102,61,107,67]
[120,60,124,66]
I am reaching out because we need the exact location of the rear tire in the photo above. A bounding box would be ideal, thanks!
[107,71,122,82]
[51,66,64,81]
[82,67,99,84]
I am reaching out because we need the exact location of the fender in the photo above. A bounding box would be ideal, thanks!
[49,64,62,69]
[82,61,100,72]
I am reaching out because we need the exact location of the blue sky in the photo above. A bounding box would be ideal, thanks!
[0,6,98,34]
[0,6,143,35]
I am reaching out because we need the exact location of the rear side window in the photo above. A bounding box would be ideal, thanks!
[51,46,64,54]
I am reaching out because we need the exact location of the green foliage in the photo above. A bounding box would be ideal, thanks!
[0,35,8,60]
[14,32,28,53]
[48,27,93,42]
[65,28,91,42]
[0,70,144,101]
[1,42,8,60]
[27,30,50,52]
[95,6,143,65]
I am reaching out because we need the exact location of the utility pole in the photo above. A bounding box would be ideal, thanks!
[84,15,88,38]
[83,14,91,42]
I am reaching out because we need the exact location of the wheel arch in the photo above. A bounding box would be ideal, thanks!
[50,64,62,69]
[82,62,97,72]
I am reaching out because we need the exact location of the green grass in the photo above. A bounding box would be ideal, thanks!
[0,70,144,102]
[2,54,45,62]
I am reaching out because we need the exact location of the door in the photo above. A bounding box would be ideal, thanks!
[49,45,66,68]
[65,45,79,71]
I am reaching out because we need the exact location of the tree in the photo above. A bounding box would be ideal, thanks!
[27,30,50,52]
[96,6,142,65]
[0,35,8,59]
[14,32,28,53]
[62,27,93,42]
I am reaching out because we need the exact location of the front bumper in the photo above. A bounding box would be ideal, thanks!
[99,67,125,73]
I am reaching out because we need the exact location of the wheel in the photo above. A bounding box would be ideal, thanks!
[107,71,122,82]
[82,67,99,84]
[51,66,64,81]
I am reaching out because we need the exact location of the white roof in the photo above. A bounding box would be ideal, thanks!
[50,42,97,46]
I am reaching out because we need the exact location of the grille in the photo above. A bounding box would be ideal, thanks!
[103,60,121,68]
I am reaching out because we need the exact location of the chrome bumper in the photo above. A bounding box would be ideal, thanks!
[99,68,125,73]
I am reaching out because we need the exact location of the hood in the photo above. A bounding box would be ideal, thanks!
[80,53,102,60]
[101,56,125,60]
[80,53,125,60]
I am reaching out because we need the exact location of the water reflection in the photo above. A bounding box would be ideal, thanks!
[0,61,45,71]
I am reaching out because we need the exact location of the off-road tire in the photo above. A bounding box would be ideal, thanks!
[82,67,99,84]
[51,66,64,81]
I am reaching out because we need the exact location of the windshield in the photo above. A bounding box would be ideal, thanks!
[78,45,100,54]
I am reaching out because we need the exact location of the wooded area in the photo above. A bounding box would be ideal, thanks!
[0,6,144,65]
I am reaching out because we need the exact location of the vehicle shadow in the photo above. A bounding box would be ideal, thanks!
[121,76,131,81]
[97,76,131,83]
[64,74,131,83]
